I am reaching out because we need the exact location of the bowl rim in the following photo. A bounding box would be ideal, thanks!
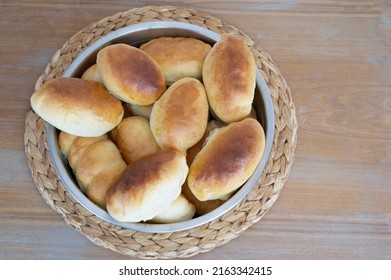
[46,21,275,233]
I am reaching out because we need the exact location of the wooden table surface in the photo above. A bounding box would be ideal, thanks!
[1,0,390,260]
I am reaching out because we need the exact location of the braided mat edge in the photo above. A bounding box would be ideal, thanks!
[24,5,298,259]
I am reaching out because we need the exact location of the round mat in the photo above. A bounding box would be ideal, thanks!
[24,5,298,259]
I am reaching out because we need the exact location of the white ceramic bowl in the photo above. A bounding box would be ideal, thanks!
[46,21,275,233]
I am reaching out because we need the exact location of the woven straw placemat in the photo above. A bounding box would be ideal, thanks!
[24,5,298,259]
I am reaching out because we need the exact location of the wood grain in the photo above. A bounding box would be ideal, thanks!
[1,0,390,259]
